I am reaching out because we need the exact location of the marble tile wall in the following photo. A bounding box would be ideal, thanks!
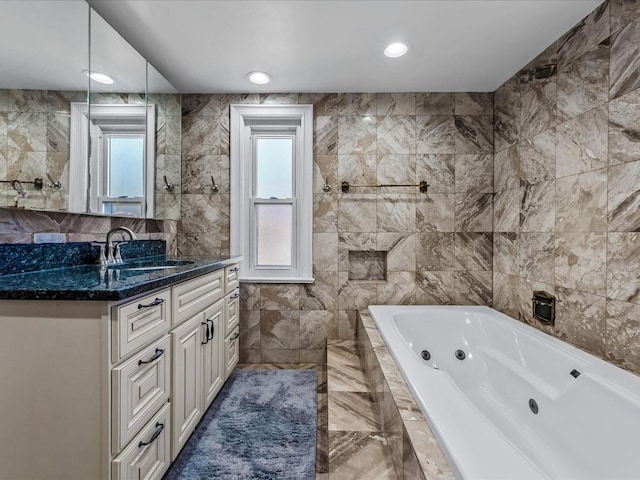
[177,92,495,363]
[0,89,85,210]
[493,0,640,374]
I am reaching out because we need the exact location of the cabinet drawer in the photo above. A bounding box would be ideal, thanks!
[224,289,240,338]
[112,336,171,453]
[224,326,240,379]
[224,264,239,293]
[113,289,171,362]
[172,270,224,327]
[112,403,171,480]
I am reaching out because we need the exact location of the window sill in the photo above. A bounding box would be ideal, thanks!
[239,276,315,284]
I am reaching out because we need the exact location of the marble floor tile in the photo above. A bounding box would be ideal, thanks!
[317,418,329,473]
[329,431,397,480]
[329,391,380,431]
[327,361,369,392]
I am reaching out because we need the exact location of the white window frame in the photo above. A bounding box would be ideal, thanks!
[230,104,313,283]
[97,133,146,215]
[69,102,155,218]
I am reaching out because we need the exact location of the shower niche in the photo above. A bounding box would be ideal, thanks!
[348,250,387,281]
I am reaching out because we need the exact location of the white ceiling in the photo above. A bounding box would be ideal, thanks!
[88,0,603,93]
[0,1,175,93]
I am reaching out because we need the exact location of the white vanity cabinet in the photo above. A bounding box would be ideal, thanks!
[169,267,238,460]
[223,282,241,379]
[202,300,225,410]
[171,311,203,459]
[0,261,240,480]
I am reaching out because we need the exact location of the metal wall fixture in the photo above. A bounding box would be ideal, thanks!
[322,178,331,192]
[1,178,44,195]
[210,176,220,193]
[341,180,429,193]
[47,174,62,190]
[162,175,175,192]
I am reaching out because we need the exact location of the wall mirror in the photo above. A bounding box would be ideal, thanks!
[0,1,181,220]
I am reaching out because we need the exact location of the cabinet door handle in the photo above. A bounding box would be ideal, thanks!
[201,321,210,345]
[230,332,240,341]
[138,348,165,365]
[207,319,215,340]
[138,298,164,309]
[138,423,164,448]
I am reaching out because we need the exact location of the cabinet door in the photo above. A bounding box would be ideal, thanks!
[224,326,240,380]
[224,289,240,338]
[171,313,203,460]
[202,299,224,409]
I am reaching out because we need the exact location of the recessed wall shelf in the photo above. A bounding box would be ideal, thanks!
[348,250,387,281]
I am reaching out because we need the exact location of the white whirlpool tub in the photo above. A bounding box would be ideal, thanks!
[368,305,640,480]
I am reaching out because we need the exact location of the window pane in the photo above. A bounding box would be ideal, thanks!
[108,136,144,197]
[102,201,142,217]
[256,204,292,266]
[255,137,293,199]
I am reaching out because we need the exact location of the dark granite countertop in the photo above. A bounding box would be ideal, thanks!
[0,255,242,301]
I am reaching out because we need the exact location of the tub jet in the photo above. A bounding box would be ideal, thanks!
[529,399,539,414]
[455,350,466,360]
[421,350,431,361]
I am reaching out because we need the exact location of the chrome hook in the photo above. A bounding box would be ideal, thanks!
[47,174,62,190]
[210,176,220,193]
[163,175,175,192]
[11,180,27,198]
[322,178,331,192]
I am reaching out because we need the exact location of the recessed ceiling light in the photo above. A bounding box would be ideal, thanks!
[384,42,409,58]
[83,70,114,85]
[247,71,271,85]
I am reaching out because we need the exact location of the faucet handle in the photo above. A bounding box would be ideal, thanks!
[113,242,129,264]
[90,242,108,266]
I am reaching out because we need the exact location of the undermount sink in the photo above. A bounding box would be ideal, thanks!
[115,259,194,271]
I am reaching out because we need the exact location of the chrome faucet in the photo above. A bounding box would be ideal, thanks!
[106,226,137,265]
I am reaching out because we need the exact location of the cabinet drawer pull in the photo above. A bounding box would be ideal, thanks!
[138,348,165,365]
[138,423,164,448]
[201,321,210,345]
[207,319,215,340]
[231,292,240,299]
[230,332,240,341]
[230,267,238,272]
[138,298,164,309]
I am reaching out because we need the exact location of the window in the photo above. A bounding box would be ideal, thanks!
[230,104,313,282]
[99,134,145,216]
[69,103,156,217]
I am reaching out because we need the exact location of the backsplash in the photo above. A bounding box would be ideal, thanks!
[177,92,495,363]
[0,208,178,256]
[0,239,165,276]
[492,0,640,374]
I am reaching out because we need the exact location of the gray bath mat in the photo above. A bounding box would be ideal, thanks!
[164,369,317,480]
